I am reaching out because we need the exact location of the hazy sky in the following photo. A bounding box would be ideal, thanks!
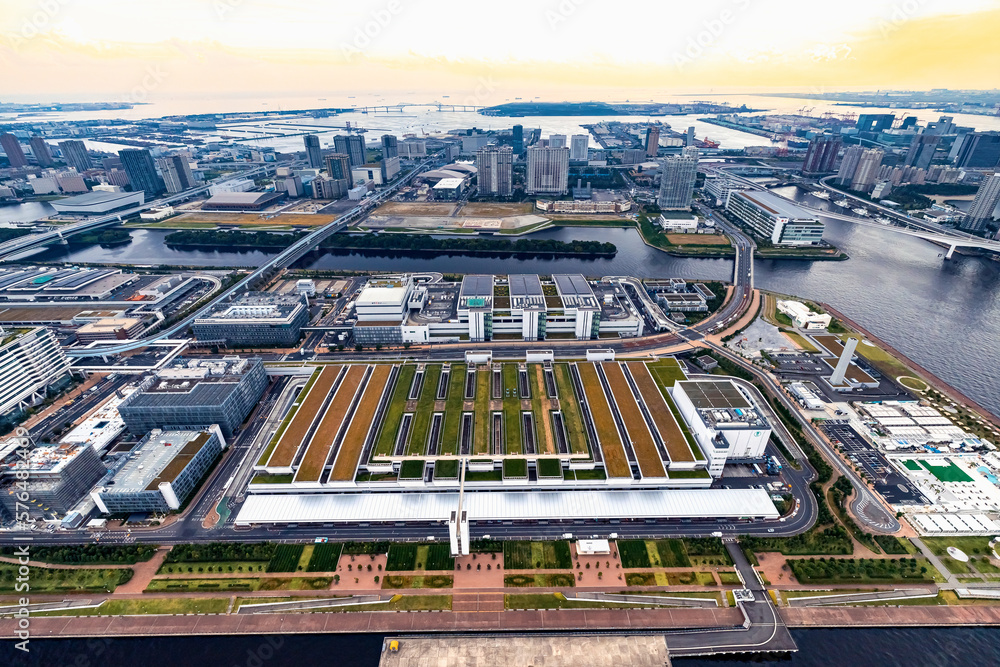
[2,0,999,101]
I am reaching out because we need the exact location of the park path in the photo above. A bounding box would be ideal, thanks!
[114,547,172,594]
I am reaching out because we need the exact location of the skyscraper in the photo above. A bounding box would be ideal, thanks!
[569,135,589,161]
[837,145,865,186]
[658,154,698,210]
[334,134,365,166]
[905,132,941,170]
[953,131,1000,169]
[511,125,524,155]
[850,148,884,192]
[475,144,513,198]
[686,126,696,147]
[324,153,353,187]
[303,135,322,169]
[156,155,195,194]
[526,147,569,195]
[548,134,567,149]
[381,134,398,160]
[0,133,27,168]
[644,125,660,157]
[119,148,165,196]
[856,114,895,133]
[59,140,92,172]
[801,134,842,176]
[962,173,1000,234]
[29,136,54,167]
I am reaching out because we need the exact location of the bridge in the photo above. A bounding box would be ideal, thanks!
[0,165,275,261]
[350,102,484,114]
[60,154,441,358]
[710,166,1000,258]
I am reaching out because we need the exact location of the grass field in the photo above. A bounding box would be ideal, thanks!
[502,364,522,454]
[439,363,467,456]
[172,212,337,228]
[267,544,306,573]
[919,459,974,483]
[407,365,442,456]
[36,598,231,617]
[553,363,590,455]
[665,233,731,245]
[294,365,366,482]
[529,364,556,454]
[386,544,455,571]
[373,365,416,458]
[474,369,491,455]
[921,536,994,557]
[504,573,576,588]
[0,564,131,594]
[576,362,631,478]
[306,543,343,572]
[504,541,573,570]
[645,358,688,387]
[898,376,929,391]
[147,577,332,593]
[331,365,392,481]
[458,202,535,216]
[783,330,820,353]
[382,575,453,589]
[617,540,693,568]
[626,361,695,463]
[602,362,665,477]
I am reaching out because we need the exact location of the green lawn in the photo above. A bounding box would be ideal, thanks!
[373,365,416,457]
[439,363,467,455]
[36,597,230,617]
[645,358,688,388]
[267,544,306,573]
[919,460,973,483]
[504,573,576,588]
[903,460,923,471]
[537,458,563,478]
[381,574,453,589]
[553,363,589,455]
[921,536,994,558]
[502,364,522,454]
[617,540,692,568]
[406,365,442,455]
[503,458,528,478]
[159,561,268,575]
[306,543,343,572]
[0,564,132,594]
[434,459,459,479]
[474,369,491,455]
[504,541,573,569]
[147,576,332,592]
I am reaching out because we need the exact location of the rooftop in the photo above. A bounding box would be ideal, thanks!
[508,274,546,311]
[734,190,821,223]
[198,292,304,322]
[103,430,211,494]
[553,274,599,310]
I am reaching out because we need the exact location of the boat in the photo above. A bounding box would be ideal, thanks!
[852,207,869,216]
[834,198,850,208]
[809,190,830,199]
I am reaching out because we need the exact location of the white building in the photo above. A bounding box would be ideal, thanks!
[355,276,415,322]
[726,190,825,246]
[526,147,570,195]
[296,279,316,297]
[208,178,255,195]
[0,327,72,417]
[776,300,832,330]
[570,134,589,161]
[658,215,699,232]
[672,379,771,477]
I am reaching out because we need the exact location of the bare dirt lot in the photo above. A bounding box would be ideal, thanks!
[374,202,458,216]
[665,233,731,245]
[458,202,535,217]
[173,212,336,227]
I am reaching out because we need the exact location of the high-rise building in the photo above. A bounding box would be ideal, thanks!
[644,125,660,157]
[526,146,569,195]
[856,114,895,133]
[324,153,353,187]
[334,134,366,166]
[953,131,1000,169]
[0,327,72,417]
[905,133,941,170]
[475,144,513,197]
[512,125,524,154]
[549,134,567,149]
[658,154,698,210]
[569,135,589,162]
[303,134,322,169]
[850,148,884,192]
[962,173,1000,233]
[29,136,54,167]
[59,140,92,172]
[311,174,347,199]
[686,126,696,147]
[119,148,165,196]
[156,155,195,194]
[380,155,400,181]
[801,134,842,176]
[381,134,398,159]
[0,133,27,168]
[837,145,865,186]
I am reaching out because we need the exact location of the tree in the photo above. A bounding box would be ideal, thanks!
[355,343,363,352]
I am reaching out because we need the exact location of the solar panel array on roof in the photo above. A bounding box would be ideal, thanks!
[509,274,543,297]
[47,269,115,289]
[0,269,46,290]
[553,274,593,296]
[460,275,493,298]
[678,380,751,409]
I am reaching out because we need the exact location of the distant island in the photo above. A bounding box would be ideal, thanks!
[479,101,762,117]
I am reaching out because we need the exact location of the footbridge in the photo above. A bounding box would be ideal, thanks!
[61,154,441,358]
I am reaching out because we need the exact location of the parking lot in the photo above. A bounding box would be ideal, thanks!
[820,421,927,505]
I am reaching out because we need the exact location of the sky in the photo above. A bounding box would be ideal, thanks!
[1,0,1000,102]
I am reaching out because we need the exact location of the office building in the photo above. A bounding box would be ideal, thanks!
[303,134,322,169]
[850,148,884,192]
[76,317,145,345]
[475,144,513,197]
[92,427,225,514]
[526,146,570,195]
[905,133,941,170]
[56,172,88,194]
[325,153,353,187]
[334,134,366,166]
[570,134,589,161]
[657,154,698,210]
[0,133,27,168]
[0,327,72,418]
[0,442,106,518]
[857,114,895,133]
[512,124,524,154]
[686,126,696,147]
[961,173,1000,233]
[953,131,1000,170]
[726,190,825,246]
[352,164,384,186]
[119,357,268,439]
[801,134,842,175]
[381,155,400,182]
[671,379,771,477]
[837,145,865,186]
[311,174,347,199]
[192,293,308,348]
[401,139,428,158]
[381,134,398,159]
[59,140,92,172]
[29,136,54,167]
[548,134,567,149]
[119,148,165,196]
[156,155,195,194]
[644,125,660,157]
